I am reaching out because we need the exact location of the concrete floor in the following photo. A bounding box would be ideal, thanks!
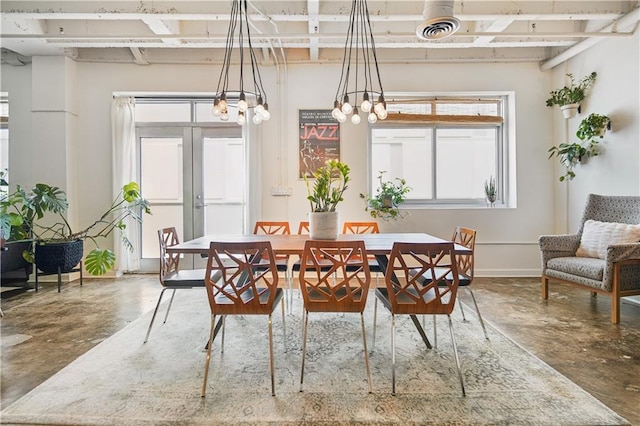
[1,275,639,424]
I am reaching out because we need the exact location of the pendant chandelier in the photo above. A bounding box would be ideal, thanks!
[331,0,387,125]
[212,0,271,125]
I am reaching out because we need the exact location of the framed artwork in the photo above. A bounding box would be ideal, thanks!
[298,109,340,179]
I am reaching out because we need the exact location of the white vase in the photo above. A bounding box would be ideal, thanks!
[560,103,579,119]
[309,211,339,240]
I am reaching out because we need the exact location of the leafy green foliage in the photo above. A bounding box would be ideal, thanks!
[0,181,151,275]
[305,160,350,212]
[360,171,411,221]
[548,140,599,182]
[576,113,610,141]
[546,72,597,107]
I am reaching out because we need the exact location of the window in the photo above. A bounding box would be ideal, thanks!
[369,94,511,207]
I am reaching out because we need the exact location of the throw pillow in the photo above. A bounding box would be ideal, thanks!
[576,220,640,259]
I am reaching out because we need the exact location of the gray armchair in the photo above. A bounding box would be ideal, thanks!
[539,194,640,323]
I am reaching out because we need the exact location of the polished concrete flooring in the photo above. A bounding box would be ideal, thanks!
[1,275,639,424]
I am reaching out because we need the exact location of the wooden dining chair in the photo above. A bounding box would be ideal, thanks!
[373,241,465,396]
[144,227,207,343]
[298,239,373,393]
[254,221,292,307]
[342,221,383,283]
[451,226,488,339]
[201,240,285,398]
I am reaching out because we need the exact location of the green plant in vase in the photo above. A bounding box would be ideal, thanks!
[484,175,497,207]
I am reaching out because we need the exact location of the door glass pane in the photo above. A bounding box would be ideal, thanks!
[202,137,244,234]
[436,128,496,199]
[135,103,191,122]
[140,137,184,259]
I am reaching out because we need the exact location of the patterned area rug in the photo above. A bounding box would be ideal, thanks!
[1,289,629,425]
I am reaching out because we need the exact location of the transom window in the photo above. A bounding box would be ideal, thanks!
[369,94,511,207]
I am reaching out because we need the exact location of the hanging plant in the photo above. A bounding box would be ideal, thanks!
[548,140,600,182]
[576,113,610,141]
[545,72,597,108]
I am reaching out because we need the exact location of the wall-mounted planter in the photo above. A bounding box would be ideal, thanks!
[560,103,580,119]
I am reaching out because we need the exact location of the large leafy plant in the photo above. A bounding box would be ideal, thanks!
[1,181,151,275]
[305,160,350,212]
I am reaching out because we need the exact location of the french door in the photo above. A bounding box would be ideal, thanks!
[137,124,245,271]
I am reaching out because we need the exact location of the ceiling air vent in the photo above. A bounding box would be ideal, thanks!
[416,0,460,40]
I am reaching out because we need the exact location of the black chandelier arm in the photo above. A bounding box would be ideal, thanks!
[216,0,239,95]
[244,2,267,103]
[335,0,358,102]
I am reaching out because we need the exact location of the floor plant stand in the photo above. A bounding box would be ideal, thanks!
[35,262,83,293]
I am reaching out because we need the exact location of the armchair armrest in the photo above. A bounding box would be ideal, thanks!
[602,243,640,292]
[539,234,580,271]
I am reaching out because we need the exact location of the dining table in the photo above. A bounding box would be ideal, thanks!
[167,232,472,349]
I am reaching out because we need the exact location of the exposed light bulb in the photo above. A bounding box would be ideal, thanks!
[254,103,265,115]
[337,111,347,123]
[261,103,271,121]
[367,112,378,124]
[377,108,388,120]
[238,92,248,112]
[237,111,246,125]
[252,113,263,124]
[361,99,372,113]
[220,111,229,121]
[342,102,353,115]
[351,113,361,124]
[219,99,228,111]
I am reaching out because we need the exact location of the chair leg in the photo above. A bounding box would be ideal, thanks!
[360,312,373,394]
[143,288,167,343]
[300,309,309,392]
[201,314,217,397]
[447,314,466,397]
[458,299,467,321]
[433,314,437,349]
[372,297,378,350]
[541,275,549,299]
[221,316,226,353]
[268,313,275,396]
[467,288,489,340]
[162,289,177,324]
[281,296,287,350]
[391,313,396,396]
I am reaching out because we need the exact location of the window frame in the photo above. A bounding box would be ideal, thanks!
[367,92,513,209]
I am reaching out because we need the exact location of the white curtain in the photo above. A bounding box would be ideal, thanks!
[111,96,138,273]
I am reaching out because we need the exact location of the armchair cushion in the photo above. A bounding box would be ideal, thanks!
[576,220,640,259]
[547,257,604,282]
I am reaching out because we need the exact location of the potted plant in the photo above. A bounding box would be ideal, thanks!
[576,113,610,140]
[305,159,350,239]
[545,72,597,118]
[548,140,600,182]
[484,175,497,207]
[360,171,411,221]
[1,181,151,275]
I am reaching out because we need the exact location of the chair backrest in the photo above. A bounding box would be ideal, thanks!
[342,221,380,234]
[297,221,310,235]
[298,240,371,313]
[579,194,640,235]
[384,242,459,315]
[204,241,280,315]
[253,221,291,235]
[452,226,476,281]
[158,227,181,282]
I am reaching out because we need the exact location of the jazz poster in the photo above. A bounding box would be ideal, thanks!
[298,109,340,179]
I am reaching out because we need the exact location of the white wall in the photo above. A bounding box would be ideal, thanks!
[547,32,640,233]
[2,31,638,277]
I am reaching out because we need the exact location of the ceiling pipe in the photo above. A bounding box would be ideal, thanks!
[416,0,460,40]
[540,6,640,71]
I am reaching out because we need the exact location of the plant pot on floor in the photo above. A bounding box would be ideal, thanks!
[35,239,83,273]
[309,211,339,240]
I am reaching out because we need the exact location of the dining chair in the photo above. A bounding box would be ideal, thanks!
[201,240,285,398]
[451,226,488,339]
[144,227,207,343]
[253,221,292,305]
[298,239,373,393]
[373,241,465,396]
[342,221,383,284]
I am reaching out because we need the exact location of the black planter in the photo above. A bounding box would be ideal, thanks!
[35,240,83,274]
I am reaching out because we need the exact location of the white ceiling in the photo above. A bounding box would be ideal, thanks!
[1,1,639,70]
